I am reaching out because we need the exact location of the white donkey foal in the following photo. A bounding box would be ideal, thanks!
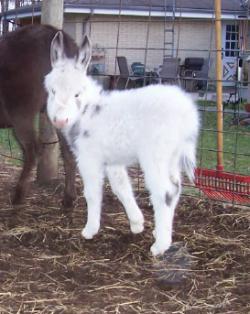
[45,32,199,256]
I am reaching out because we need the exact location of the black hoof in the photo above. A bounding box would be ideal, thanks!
[62,194,75,209]
[12,190,25,205]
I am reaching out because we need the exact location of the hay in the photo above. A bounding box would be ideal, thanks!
[0,162,249,313]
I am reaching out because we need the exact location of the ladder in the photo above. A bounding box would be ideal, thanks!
[163,0,176,58]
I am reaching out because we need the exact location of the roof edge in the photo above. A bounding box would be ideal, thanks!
[1,4,249,21]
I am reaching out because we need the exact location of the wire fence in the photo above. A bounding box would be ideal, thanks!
[0,0,250,205]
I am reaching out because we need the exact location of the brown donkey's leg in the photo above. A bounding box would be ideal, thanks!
[12,120,39,204]
[57,132,76,208]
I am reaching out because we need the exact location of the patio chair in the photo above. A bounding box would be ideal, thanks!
[181,57,209,91]
[158,57,181,85]
[116,56,143,89]
[131,62,145,76]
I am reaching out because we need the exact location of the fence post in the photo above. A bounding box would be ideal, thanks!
[37,0,64,184]
[214,0,224,171]
[0,0,9,34]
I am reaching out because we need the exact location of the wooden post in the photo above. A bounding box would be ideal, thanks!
[1,0,9,34]
[37,0,64,184]
[214,0,224,171]
[40,0,64,28]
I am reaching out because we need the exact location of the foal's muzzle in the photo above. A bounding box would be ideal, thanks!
[53,117,69,129]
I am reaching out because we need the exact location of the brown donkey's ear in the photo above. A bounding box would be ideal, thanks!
[50,31,65,68]
[76,35,92,71]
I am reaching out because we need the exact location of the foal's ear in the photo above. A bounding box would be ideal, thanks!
[50,31,65,68]
[76,35,92,71]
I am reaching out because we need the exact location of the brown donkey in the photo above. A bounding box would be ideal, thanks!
[0,24,78,207]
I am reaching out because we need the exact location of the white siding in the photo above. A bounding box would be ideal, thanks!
[64,14,222,80]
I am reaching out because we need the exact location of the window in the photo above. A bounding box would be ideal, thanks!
[225,24,239,57]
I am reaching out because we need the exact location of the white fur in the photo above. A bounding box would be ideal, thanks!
[44,33,199,256]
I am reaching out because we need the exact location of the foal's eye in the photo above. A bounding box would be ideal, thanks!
[75,93,80,98]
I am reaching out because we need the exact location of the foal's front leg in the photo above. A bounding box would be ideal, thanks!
[106,165,144,234]
[78,160,104,239]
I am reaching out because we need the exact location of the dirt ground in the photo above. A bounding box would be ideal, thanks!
[0,161,249,314]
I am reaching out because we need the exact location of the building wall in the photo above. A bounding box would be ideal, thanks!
[64,14,218,79]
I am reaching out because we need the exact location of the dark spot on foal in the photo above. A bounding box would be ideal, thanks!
[165,193,173,206]
[165,178,181,206]
[94,104,101,114]
[68,122,80,150]
[82,104,89,115]
[91,104,102,118]
[83,130,90,138]
[69,122,80,140]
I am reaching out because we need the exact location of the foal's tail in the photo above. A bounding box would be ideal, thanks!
[181,135,197,183]
[180,99,199,183]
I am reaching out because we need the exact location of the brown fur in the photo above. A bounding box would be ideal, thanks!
[0,24,78,207]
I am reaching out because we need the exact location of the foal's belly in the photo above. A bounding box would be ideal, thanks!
[103,147,138,167]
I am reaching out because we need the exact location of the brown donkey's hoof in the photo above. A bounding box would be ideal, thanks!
[12,189,25,205]
[62,193,75,209]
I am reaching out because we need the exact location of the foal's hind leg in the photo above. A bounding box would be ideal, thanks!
[106,165,144,234]
[12,120,39,204]
[141,157,181,256]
